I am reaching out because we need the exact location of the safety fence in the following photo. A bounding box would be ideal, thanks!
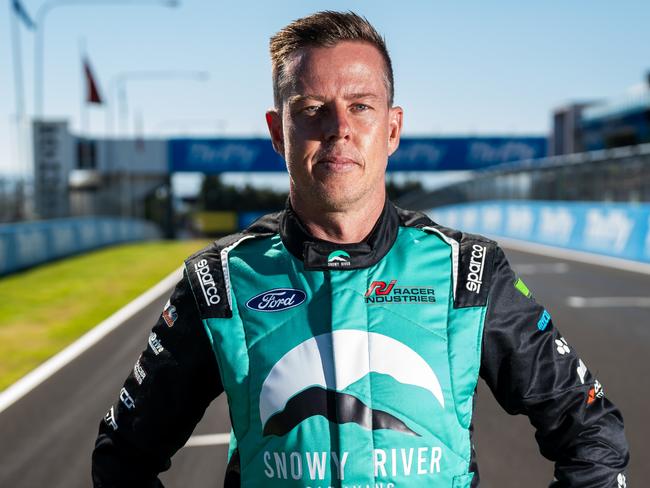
[400,143,650,210]
[0,217,161,276]
[428,201,650,263]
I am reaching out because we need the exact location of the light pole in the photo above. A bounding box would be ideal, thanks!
[105,70,209,136]
[101,70,208,220]
[33,0,178,118]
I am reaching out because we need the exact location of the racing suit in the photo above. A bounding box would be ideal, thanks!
[92,199,629,487]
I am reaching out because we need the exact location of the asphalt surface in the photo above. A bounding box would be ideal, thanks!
[0,246,647,487]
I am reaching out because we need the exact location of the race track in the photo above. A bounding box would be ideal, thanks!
[0,245,646,487]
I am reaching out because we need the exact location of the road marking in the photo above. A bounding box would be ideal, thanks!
[184,433,231,447]
[567,296,650,308]
[493,236,650,276]
[514,262,569,274]
[0,267,183,415]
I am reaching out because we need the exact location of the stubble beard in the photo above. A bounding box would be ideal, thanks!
[289,171,379,214]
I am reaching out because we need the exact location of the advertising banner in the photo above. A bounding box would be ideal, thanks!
[428,201,650,264]
[169,137,547,173]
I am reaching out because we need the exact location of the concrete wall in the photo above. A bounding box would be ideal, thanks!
[0,217,161,276]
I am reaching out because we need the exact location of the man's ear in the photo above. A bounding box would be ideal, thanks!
[387,105,403,157]
[266,109,285,156]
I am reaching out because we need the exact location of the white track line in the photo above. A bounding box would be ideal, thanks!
[493,236,650,276]
[513,262,570,275]
[567,296,650,308]
[0,267,183,414]
[184,433,231,447]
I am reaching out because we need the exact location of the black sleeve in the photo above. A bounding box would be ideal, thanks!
[479,246,629,488]
[92,271,224,488]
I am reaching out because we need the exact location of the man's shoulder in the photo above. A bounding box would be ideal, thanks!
[395,205,501,308]
[395,204,497,247]
[185,210,283,262]
[182,210,284,319]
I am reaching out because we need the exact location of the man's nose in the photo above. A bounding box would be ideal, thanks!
[322,105,351,141]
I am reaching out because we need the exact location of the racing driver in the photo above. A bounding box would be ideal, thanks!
[92,10,629,488]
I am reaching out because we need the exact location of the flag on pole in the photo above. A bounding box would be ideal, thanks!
[12,0,35,30]
[83,57,103,105]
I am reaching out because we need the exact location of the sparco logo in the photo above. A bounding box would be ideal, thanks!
[246,288,306,312]
[465,244,487,293]
[194,259,221,306]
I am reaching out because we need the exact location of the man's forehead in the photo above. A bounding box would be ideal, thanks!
[286,41,385,74]
[282,41,388,102]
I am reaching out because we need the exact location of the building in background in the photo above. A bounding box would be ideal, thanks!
[549,102,594,156]
[31,120,169,221]
[551,71,650,155]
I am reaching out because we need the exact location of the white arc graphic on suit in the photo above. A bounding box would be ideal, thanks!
[259,330,445,427]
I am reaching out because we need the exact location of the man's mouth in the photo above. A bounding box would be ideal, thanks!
[315,156,359,173]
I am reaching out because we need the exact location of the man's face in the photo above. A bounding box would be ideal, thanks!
[266,41,403,212]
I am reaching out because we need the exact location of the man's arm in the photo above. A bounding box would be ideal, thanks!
[92,271,223,487]
[480,246,629,488]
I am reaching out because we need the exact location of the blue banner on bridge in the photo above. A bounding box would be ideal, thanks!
[429,201,650,264]
[168,137,547,173]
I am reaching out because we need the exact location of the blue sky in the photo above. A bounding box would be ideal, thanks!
[2,0,650,175]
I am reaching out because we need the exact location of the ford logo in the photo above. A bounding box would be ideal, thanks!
[246,288,307,312]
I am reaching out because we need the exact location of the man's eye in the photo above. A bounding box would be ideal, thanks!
[303,105,321,114]
[353,103,370,112]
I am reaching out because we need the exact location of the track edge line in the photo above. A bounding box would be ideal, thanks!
[491,236,650,276]
[0,267,183,414]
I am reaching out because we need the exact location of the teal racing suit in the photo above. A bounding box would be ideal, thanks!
[93,199,629,487]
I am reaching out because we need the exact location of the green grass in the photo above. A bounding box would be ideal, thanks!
[0,239,210,391]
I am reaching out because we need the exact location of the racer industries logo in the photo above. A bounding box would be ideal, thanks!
[364,280,436,304]
[259,330,444,437]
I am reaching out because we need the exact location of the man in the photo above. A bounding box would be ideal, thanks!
[92,11,629,488]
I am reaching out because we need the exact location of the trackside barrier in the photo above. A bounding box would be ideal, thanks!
[428,201,650,264]
[0,218,161,276]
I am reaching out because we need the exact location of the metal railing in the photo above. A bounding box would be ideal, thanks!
[399,143,650,210]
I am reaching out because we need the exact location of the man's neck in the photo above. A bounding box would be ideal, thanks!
[289,192,386,244]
